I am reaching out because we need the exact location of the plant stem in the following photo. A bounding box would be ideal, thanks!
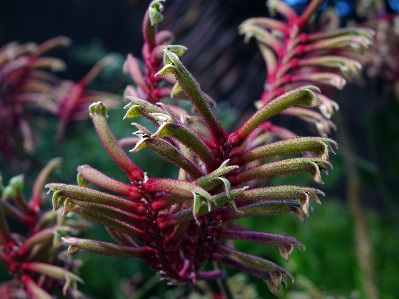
[214,262,235,299]
[335,113,379,299]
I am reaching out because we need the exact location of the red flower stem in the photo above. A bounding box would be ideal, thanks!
[17,226,69,257]
[142,9,157,51]
[89,102,144,182]
[299,0,325,26]
[0,201,13,247]
[142,190,177,279]
[157,50,228,146]
[77,165,142,199]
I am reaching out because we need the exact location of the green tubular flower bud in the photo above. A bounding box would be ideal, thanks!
[209,227,304,262]
[51,190,67,211]
[3,185,17,199]
[157,188,247,229]
[77,165,142,199]
[267,0,297,20]
[69,199,151,230]
[9,174,24,193]
[231,137,337,165]
[89,102,144,182]
[239,24,284,54]
[194,160,239,190]
[46,183,147,216]
[217,200,305,223]
[145,178,212,201]
[77,173,89,187]
[304,35,371,54]
[228,86,321,147]
[35,210,58,231]
[228,157,331,185]
[72,206,150,242]
[68,245,80,254]
[130,137,203,179]
[21,262,83,284]
[234,185,324,205]
[17,226,71,257]
[89,101,108,118]
[152,122,216,171]
[292,72,347,90]
[124,96,165,120]
[297,56,362,79]
[306,27,374,42]
[215,243,280,273]
[155,49,228,146]
[62,198,76,216]
[62,237,151,258]
[193,193,202,225]
[239,17,288,33]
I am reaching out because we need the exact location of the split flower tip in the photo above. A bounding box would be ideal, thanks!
[89,101,108,118]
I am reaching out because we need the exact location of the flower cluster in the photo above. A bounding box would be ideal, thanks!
[123,0,186,104]
[0,37,118,169]
[239,0,373,137]
[0,159,86,298]
[42,1,358,295]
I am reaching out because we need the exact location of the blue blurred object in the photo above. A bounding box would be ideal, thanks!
[284,0,308,5]
[334,0,355,17]
[283,0,308,14]
[388,0,399,12]
[283,0,328,14]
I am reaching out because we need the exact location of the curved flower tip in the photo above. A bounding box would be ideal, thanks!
[149,0,165,26]
[165,45,188,57]
[266,269,293,294]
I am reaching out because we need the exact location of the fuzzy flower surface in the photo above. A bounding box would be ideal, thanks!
[0,158,86,298]
[0,37,118,169]
[43,3,337,296]
[240,0,373,137]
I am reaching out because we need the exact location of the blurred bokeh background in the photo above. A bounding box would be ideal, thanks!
[1,0,398,298]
